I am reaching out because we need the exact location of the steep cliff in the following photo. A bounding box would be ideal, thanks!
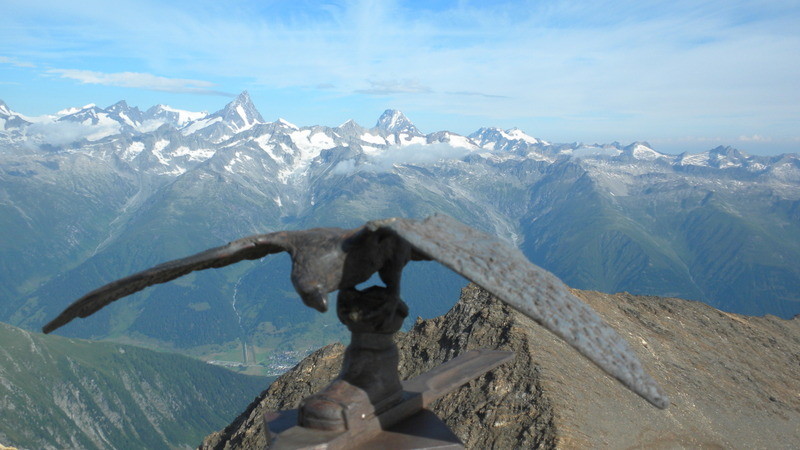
[202,284,800,448]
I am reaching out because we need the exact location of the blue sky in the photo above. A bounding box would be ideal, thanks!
[1,0,799,155]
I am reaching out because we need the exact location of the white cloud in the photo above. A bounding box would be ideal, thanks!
[331,158,356,175]
[137,119,171,133]
[26,120,120,145]
[355,79,432,96]
[0,56,36,68]
[333,142,474,174]
[47,69,232,96]
[737,134,772,143]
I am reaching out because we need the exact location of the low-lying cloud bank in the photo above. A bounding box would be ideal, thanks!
[332,142,475,174]
[25,121,121,146]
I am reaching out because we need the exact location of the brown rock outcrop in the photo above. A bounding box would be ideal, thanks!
[202,284,800,449]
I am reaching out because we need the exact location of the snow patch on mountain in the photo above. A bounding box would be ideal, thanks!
[235,106,256,131]
[147,105,207,128]
[272,118,295,130]
[630,143,665,160]
[360,133,386,145]
[0,102,13,117]
[717,158,740,169]
[116,112,135,127]
[181,116,223,135]
[290,130,335,153]
[501,128,542,145]
[397,134,426,146]
[679,152,711,167]
[224,152,254,173]
[121,142,145,161]
[446,134,478,150]
[426,131,478,150]
[254,135,281,161]
[289,130,333,172]
[172,146,215,162]
[162,105,206,123]
[151,140,171,165]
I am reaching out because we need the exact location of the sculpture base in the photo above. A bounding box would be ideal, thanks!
[265,409,462,450]
[264,349,514,450]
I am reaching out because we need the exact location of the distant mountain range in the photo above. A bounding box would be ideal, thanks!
[1,92,798,372]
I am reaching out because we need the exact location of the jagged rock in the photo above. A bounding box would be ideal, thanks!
[202,284,800,448]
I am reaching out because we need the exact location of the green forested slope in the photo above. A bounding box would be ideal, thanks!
[0,322,268,449]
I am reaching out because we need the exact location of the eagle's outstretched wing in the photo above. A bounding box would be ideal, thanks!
[43,213,669,409]
[369,214,669,409]
[42,232,291,334]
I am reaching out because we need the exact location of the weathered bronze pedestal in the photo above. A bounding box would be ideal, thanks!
[264,286,514,449]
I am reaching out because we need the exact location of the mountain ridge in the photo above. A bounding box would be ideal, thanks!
[0,321,269,449]
[201,284,800,449]
[1,92,798,377]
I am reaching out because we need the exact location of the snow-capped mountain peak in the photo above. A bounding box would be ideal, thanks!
[2,95,793,183]
[336,119,366,137]
[75,104,98,113]
[707,146,750,168]
[503,127,542,145]
[426,131,478,150]
[276,118,299,130]
[145,104,207,128]
[0,100,32,130]
[221,91,264,132]
[58,105,114,125]
[0,100,13,117]
[53,104,94,118]
[468,127,544,151]
[106,100,131,112]
[375,109,420,135]
[623,142,666,161]
[104,100,145,128]
[178,91,265,140]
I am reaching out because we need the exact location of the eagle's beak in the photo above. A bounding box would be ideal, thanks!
[301,291,328,313]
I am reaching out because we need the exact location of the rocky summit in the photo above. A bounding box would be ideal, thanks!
[202,284,799,449]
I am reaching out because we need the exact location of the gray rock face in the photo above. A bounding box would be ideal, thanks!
[202,284,800,449]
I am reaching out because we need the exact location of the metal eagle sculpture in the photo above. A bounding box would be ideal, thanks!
[43,214,669,413]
